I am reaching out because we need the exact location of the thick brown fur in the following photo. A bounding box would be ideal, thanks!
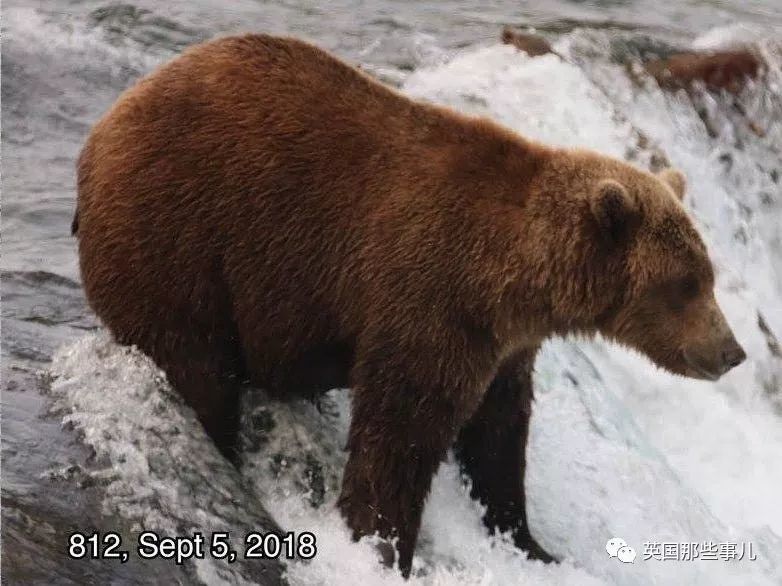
[75,34,743,576]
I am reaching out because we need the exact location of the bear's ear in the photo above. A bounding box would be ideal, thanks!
[657,168,686,201]
[590,179,639,244]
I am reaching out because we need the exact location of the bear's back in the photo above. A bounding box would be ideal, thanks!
[75,35,441,353]
[75,34,539,386]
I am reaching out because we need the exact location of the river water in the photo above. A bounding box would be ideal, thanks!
[3,1,782,584]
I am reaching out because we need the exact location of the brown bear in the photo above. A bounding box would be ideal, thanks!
[73,34,746,576]
[501,27,764,95]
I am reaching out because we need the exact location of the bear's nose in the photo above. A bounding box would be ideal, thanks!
[721,343,746,372]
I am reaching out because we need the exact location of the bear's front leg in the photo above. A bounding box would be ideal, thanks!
[454,346,553,562]
[339,337,486,577]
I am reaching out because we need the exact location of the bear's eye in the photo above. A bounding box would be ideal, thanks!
[659,275,700,311]
[678,275,700,300]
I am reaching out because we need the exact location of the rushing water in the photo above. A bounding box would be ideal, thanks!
[2,1,782,584]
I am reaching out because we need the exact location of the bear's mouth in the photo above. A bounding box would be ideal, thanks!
[682,349,722,381]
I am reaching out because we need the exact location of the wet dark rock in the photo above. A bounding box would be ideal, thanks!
[304,454,327,508]
[648,148,672,172]
[758,313,782,359]
[695,105,720,139]
[243,407,276,453]
[88,4,208,53]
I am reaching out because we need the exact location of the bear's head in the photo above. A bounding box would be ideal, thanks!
[534,150,745,380]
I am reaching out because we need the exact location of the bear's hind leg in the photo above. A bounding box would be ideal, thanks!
[454,346,553,562]
[117,323,245,463]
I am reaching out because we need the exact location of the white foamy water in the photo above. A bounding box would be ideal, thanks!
[49,25,782,586]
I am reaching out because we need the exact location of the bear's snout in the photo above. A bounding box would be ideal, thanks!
[683,334,746,380]
[720,338,747,372]
[676,293,747,381]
